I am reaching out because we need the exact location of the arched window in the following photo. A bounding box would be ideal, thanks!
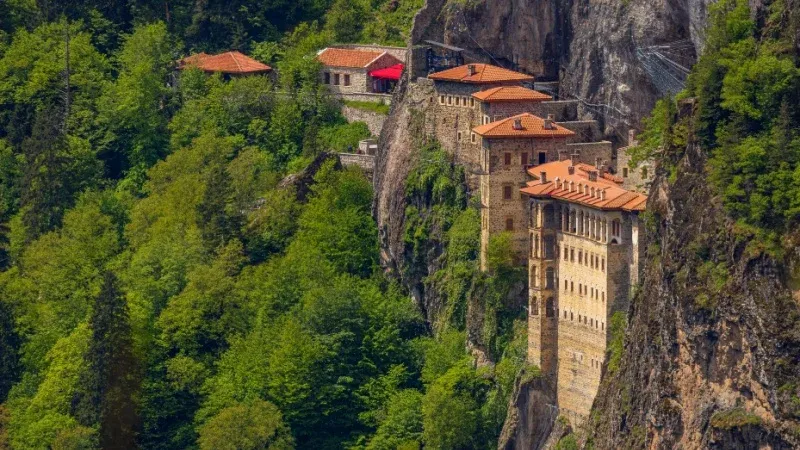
[545,267,555,289]
[542,204,555,228]
[545,298,555,317]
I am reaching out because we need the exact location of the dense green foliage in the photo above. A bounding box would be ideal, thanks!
[0,3,536,449]
[632,0,800,251]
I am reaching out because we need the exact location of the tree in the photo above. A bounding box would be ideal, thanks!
[197,400,294,450]
[325,0,368,43]
[197,163,243,252]
[0,298,20,401]
[72,271,140,449]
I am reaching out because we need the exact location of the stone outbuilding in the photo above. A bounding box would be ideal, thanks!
[317,47,404,95]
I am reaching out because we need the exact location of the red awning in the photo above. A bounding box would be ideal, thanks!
[369,64,404,80]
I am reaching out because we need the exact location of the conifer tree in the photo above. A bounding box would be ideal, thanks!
[72,271,140,449]
[197,163,243,252]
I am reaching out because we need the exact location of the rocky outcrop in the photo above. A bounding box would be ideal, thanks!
[587,106,800,449]
[498,375,560,450]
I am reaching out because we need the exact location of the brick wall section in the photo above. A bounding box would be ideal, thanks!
[341,106,387,136]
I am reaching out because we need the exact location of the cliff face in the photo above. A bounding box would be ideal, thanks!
[588,110,800,448]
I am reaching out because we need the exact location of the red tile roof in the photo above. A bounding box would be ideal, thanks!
[317,48,390,68]
[179,51,271,74]
[520,160,647,212]
[472,86,552,102]
[473,113,575,139]
[428,63,534,84]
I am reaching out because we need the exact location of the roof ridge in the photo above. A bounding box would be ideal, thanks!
[365,51,388,68]
[230,51,243,72]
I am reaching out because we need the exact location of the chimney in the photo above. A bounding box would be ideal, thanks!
[544,114,555,130]
[540,171,547,183]
[600,189,606,201]
[513,117,524,130]
[570,151,580,164]
[588,171,598,182]
[568,165,575,175]
[595,157,602,169]
[628,129,637,146]
[467,64,477,76]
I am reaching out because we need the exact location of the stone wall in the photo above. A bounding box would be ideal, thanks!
[338,153,375,174]
[617,144,654,193]
[341,105,387,136]
[323,68,369,94]
[557,120,602,143]
[566,141,613,166]
[335,92,393,104]
[537,101,579,122]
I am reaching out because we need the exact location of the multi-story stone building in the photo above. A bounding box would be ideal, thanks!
[520,159,646,423]
[427,64,535,171]
[617,130,655,194]
[472,113,575,269]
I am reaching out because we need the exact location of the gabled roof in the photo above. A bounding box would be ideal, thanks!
[520,160,647,212]
[178,51,272,74]
[472,86,552,102]
[428,63,534,84]
[317,48,398,68]
[473,113,575,138]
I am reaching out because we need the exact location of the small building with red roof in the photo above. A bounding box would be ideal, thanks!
[520,157,646,422]
[317,47,404,95]
[178,51,272,77]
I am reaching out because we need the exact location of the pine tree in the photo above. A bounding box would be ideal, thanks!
[72,271,140,449]
[0,299,20,402]
[197,163,243,252]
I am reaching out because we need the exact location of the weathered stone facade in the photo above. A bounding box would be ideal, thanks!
[341,105,387,136]
[617,130,655,193]
[524,169,644,424]
[478,137,569,269]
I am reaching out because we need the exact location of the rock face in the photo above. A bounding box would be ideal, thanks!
[587,109,800,449]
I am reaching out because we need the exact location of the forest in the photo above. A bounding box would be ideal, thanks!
[0,1,531,449]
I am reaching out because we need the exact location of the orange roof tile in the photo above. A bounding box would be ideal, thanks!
[473,113,575,139]
[472,86,552,102]
[520,160,647,212]
[428,63,534,84]
[317,48,390,68]
[179,51,271,74]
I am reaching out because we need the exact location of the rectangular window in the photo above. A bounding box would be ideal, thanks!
[601,258,605,272]
[570,248,575,262]
[457,132,462,142]
[570,281,574,292]
[447,96,452,105]
[505,218,514,231]
[471,133,476,143]
[504,153,512,165]
[324,72,331,84]
[503,185,512,200]
[333,73,340,85]
[623,167,629,178]
[578,251,583,264]
[484,116,490,124]
[564,280,568,290]
[439,95,445,104]
[538,152,547,164]
[454,97,460,106]
[470,98,475,107]
[521,152,528,166]
[344,74,351,86]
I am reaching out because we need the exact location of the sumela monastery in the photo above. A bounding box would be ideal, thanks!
[180,44,653,426]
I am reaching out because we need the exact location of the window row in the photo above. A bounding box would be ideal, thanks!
[323,72,351,86]
[503,151,547,167]
[563,279,605,302]
[561,309,605,330]
[563,246,605,272]
[439,94,475,108]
